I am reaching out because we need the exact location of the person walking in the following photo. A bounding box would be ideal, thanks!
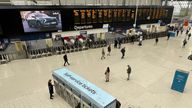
[105,67,110,82]
[121,47,125,59]
[177,30,179,36]
[75,102,81,108]
[182,38,187,48]
[188,33,191,40]
[155,37,159,45]
[131,35,135,44]
[114,39,118,48]
[127,65,131,80]
[63,53,70,66]
[181,29,183,34]
[118,38,122,49]
[107,45,111,56]
[116,100,121,108]
[48,79,54,99]
[101,48,105,60]
[186,29,189,35]
[167,33,170,40]
[138,36,143,46]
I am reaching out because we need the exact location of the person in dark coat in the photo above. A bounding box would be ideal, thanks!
[177,30,179,36]
[127,65,132,80]
[188,33,191,40]
[182,38,187,48]
[131,35,135,44]
[116,100,121,108]
[118,37,121,49]
[167,33,170,40]
[121,47,125,59]
[155,37,159,45]
[75,102,81,108]
[114,39,118,48]
[107,45,111,56]
[189,27,191,31]
[186,29,189,35]
[63,53,70,66]
[86,38,91,48]
[48,79,54,99]
[181,29,183,34]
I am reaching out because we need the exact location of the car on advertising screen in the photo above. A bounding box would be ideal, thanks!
[26,12,58,28]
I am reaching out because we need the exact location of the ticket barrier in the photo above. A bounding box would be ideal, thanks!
[0,54,9,64]
[53,68,117,108]
[29,48,52,59]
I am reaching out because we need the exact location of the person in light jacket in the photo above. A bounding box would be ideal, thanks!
[101,48,105,60]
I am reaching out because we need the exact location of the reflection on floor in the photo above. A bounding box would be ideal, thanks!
[0,34,192,108]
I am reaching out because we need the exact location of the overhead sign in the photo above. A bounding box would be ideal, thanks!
[171,69,189,93]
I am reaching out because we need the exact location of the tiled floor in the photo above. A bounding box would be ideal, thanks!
[0,33,192,108]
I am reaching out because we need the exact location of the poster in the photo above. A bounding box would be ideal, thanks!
[171,69,189,93]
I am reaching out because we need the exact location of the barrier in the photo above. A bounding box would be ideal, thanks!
[52,68,117,108]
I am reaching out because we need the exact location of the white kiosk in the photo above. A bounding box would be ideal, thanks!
[52,68,117,108]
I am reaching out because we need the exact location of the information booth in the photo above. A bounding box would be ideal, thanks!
[52,68,117,108]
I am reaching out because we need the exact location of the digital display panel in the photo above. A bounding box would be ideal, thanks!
[20,10,62,33]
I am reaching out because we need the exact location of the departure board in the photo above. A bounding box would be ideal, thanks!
[122,9,126,21]
[92,9,97,23]
[74,10,80,24]
[131,9,135,20]
[126,9,131,21]
[80,9,86,24]
[117,9,121,21]
[159,8,163,18]
[155,8,159,19]
[108,9,112,22]
[113,9,118,22]
[86,9,92,24]
[72,7,172,25]
[103,9,108,22]
[98,9,103,23]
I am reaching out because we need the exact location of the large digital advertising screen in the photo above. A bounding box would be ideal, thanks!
[20,10,62,32]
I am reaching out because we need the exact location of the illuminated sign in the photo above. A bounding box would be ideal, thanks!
[74,25,93,30]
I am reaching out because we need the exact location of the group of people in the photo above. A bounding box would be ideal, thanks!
[101,45,111,60]
[101,45,126,60]
[168,25,191,48]
[101,45,112,60]
[114,37,122,49]
[104,65,132,82]
[47,26,192,108]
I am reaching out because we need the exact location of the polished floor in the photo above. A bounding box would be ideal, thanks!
[0,33,192,108]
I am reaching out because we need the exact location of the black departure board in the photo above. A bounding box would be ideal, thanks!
[0,5,174,36]
[92,9,97,23]
[74,10,80,24]
[86,9,92,24]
